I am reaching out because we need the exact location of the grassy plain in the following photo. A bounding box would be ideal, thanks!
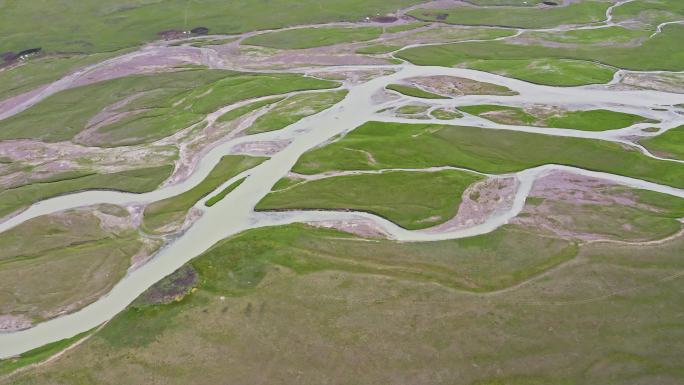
[0,69,338,145]
[524,26,650,44]
[356,44,402,54]
[205,178,247,207]
[611,0,684,29]
[246,90,347,134]
[0,51,130,100]
[0,165,173,219]
[257,170,483,229]
[216,97,284,123]
[242,27,382,49]
[459,105,655,131]
[430,108,463,119]
[386,84,448,99]
[142,156,266,234]
[518,186,684,242]
[7,223,684,384]
[0,0,422,53]
[0,205,148,324]
[398,24,684,75]
[640,125,684,160]
[292,121,684,189]
[464,58,617,86]
[408,1,610,29]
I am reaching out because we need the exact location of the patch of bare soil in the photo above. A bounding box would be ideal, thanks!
[511,171,665,241]
[424,177,517,233]
[0,139,176,191]
[616,72,684,94]
[305,218,392,239]
[136,265,198,306]
[407,75,518,96]
[129,238,164,270]
[371,16,399,23]
[235,44,389,69]
[231,140,292,156]
[68,46,205,89]
[0,314,32,332]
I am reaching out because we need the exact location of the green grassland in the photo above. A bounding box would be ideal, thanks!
[0,165,173,220]
[246,90,348,134]
[518,187,684,242]
[205,177,247,207]
[0,68,338,145]
[292,121,684,189]
[524,26,650,44]
[430,108,463,119]
[355,44,402,54]
[241,26,383,49]
[640,125,684,160]
[384,22,430,34]
[467,0,545,5]
[0,205,148,325]
[611,0,684,30]
[386,84,449,99]
[459,105,656,131]
[256,170,483,229]
[397,24,684,80]
[465,58,616,86]
[396,104,430,115]
[142,156,266,234]
[0,51,130,100]
[217,97,285,123]
[0,329,93,377]
[408,1,610,29]
[0,0,422,54]
[7,222,684,384]
[387,26,517,47]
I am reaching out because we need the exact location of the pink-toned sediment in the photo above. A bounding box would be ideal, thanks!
[305,218,392,239]
[424,177,518,233]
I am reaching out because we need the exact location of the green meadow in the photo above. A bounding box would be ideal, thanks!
[242,27,382,49]
[293,121,684,189]
[257,170,483,229]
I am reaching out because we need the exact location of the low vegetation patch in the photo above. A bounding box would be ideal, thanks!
[0,205,150,325]
[408,1,610,29]
[397,25,684,79]
[242,26,383,49]
[257,170,483,229]
[640,125,684,160]
[246,90,348,134]
[0,69,339,145]
[0,165,173,219]
[459,105,656,131]
[430,108,463,120]
[292,121,684,189]
[386,84,448,99]
[217,97,285,123]
[205,177,247,207]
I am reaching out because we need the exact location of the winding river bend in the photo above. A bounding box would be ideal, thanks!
[1,62,684,359]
